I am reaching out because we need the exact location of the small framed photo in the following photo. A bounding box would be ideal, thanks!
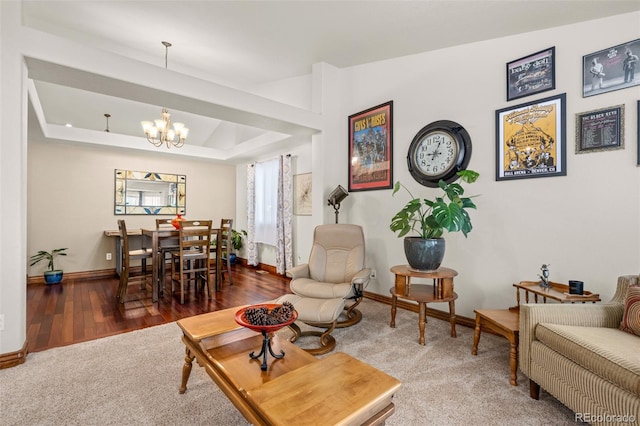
[582,38,640,97]
[575,105,624,154]
[293,172,312,215]
[348,101,393,192]
[495,93,566,181]
[506,47,556,101]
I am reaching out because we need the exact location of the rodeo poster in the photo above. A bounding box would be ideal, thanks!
[495,93,566,181]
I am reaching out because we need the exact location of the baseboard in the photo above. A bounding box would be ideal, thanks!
[0,340,28,369]
[364,291,475,329]
[238,259,282,276]
[27,269,117,285]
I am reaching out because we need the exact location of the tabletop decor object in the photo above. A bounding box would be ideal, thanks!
[235,303,298,371]
[171,214,184,229]
[538,264,551,289]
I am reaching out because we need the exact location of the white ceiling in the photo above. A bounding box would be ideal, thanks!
[21,0,640,162]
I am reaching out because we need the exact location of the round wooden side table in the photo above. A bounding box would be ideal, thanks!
[389,265,458,345]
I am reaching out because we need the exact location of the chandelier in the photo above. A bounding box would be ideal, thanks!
[141,41,189,148]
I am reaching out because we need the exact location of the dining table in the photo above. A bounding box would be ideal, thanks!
[141,226,222,302]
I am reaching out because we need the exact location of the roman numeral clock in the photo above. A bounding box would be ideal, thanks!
[407,120,472,187]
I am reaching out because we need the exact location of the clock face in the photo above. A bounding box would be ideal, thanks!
[407,120,472,187]
[412,130,459,177]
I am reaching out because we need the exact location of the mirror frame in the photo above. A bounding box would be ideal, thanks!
[114,169,186,215]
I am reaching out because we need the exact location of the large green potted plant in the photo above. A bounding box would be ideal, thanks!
[390,170,479,271]
[30,248,68,284]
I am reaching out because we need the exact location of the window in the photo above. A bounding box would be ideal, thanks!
[254,158,279,245]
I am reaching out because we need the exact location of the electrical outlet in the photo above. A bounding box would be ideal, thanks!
[0,314,5,331]
[371,269,377,279]
[106,253,112,261]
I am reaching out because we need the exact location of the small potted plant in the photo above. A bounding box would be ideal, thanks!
[30,248,68,285]
[390,169,479,270]
[229,229,248,265]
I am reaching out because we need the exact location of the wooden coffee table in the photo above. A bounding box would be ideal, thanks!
[177,306,402,425]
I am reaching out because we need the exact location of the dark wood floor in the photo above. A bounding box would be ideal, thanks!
[26,264,291,353]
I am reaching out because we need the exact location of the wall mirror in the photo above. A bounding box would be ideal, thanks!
[114,169,186,215]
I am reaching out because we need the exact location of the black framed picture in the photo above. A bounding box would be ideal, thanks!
[495,93,566,181]
[506,47,555,101]
[348,101,393,192]
[582,38,640,97]
[575,105,624,154]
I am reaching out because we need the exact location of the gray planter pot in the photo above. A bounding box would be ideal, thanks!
[403,237,445,271]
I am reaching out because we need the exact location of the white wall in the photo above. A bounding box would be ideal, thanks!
[336,13,640,316]
[239,12,640,320]
[27,132,236,276]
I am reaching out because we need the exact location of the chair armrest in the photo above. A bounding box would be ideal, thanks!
[286,264,310,279]
[351,268,371,289]
[519,303,624,377]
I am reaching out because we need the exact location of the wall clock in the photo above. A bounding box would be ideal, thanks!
[407,120,472,187]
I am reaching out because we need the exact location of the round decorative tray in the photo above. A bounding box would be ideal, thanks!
[234,303,298,333]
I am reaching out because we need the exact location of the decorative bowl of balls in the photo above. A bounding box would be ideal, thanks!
[234,302,297,333]
[235,302,298,370]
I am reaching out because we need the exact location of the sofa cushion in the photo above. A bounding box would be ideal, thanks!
[535,323,640,397]
[620,285,640,336]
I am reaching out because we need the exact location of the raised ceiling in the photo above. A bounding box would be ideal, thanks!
[21,1,640,162]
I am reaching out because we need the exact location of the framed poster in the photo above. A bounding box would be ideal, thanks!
[348,101,393,192]
[582,38,640,97]
[495,93,566,181]
[506,47,555,101]
[293,172,312,215]
[575,105,624,154]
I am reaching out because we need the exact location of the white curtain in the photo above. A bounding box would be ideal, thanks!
[247,155,293,274]
[254,158,279,245]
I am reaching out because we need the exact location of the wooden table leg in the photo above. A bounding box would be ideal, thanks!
[448,299,457,338]
[390,295,397,328]
[179,344,195,394]
[471,313,481,355]
[508,332,519,386]
[418,302,426,345]
[150,232,159,302]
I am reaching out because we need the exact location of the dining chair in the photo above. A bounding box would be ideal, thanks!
[210,218,234,290]
[170,220,212,304]
[116,219,153,303]
[155,218,180,294]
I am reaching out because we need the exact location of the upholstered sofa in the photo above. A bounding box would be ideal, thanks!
[519,275,639,425]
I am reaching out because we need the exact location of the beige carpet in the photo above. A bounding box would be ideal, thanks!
[1,300,578,425]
